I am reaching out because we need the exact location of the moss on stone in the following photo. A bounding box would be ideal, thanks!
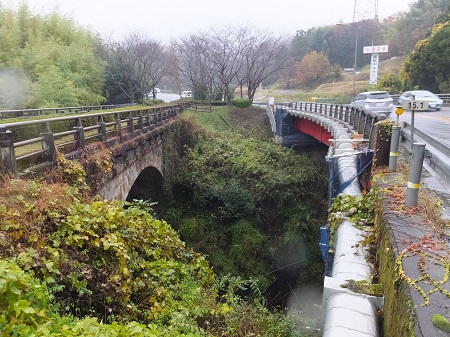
[432,314,450,332]
[373,178,416,337]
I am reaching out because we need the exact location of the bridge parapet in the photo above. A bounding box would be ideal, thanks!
[266,100,392,337]
[0,104,184,177]
[285,102,387,145]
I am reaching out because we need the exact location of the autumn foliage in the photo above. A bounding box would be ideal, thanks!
[295,51,334,86]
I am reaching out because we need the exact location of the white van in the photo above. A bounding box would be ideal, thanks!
[181,90,192,98]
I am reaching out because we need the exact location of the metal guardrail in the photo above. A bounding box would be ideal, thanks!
[0,105,116,120]
[273,101,387,144]
[271,102,450,183]
[437,93,450,103]
[391,94,450,105]
[401,122,450,184]
[0,104,184,176]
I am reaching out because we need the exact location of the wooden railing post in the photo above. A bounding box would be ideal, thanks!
[74,118,85,148]
[0,125,17,175]
[115,113,123,142]
[158,108,162,123]
[127,112,134,136]
[146,110,152,129]
[150,108,155,125]
[97,115,107,141]
[137,111,144,133]
[40,122,56,164]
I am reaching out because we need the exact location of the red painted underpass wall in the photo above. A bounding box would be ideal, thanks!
[295,118,333,146]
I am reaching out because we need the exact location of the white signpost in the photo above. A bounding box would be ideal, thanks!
[363,45,389,85]
[369,54,379,85]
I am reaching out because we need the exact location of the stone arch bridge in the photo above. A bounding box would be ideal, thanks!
[0,105,183,203]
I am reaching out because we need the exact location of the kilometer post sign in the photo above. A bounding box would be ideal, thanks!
[401,97,429,145]
[401,100,429,111]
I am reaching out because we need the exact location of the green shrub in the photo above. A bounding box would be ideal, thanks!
[0,260,211,336]
[212,185,255,219]
[143,98,165,106]
[231,98,252,108]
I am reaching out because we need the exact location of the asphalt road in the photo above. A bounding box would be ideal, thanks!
[390,106,450,220]
[390,106,450,148]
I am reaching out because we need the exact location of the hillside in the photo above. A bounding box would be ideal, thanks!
[314,56,406,94]
[262,56,406,102]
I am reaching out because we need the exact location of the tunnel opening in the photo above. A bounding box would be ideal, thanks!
[126,166,165,214]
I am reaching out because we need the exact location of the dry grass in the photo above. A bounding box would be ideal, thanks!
[391,160,450,237]
[0,176,76,256]
[418,188,450,236]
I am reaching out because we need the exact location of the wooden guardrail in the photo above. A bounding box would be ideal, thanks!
[0,104,184,177]
[0,105,116,120]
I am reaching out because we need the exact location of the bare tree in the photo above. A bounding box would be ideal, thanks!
[171,34,219,101]
[205,26,247,103]
[238,29,291,102]
[172,26,251,103]
[171,26,290,104]
[106,32,167,103]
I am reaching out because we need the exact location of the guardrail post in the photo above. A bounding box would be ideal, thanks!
[349,108,355,126]
[74,118,85,148]
[358,111,365,134]
[0,125,17,175]
[354,110,360,133]
[388,126,401,170]
[405,143,426,206]
[362,114,370,138]
[41,122,56,164]
[97,115,107,141]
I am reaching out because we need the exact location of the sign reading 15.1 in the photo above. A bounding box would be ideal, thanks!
[401,100,429,111]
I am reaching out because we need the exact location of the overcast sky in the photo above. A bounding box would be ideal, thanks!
[5,0,414,42]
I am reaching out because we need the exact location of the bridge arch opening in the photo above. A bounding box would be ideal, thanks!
[126,166,164,211]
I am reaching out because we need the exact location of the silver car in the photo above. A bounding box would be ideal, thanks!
[350,91,394,115]
[398,90,443,111]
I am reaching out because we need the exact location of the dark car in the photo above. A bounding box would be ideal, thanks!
[350,91,394,115]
